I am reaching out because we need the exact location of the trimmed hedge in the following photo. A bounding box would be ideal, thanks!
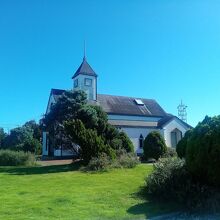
[0,150,35,166]
[143,131,167,160]
[185,116,220,187]
[176,130,192,158]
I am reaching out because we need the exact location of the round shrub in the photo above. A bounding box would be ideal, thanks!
[0,150,35,166]
[186,116,220,187]
[143,131,167,160]
[176,130,192,158]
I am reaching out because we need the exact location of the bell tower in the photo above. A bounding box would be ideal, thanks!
[72,50,98,101]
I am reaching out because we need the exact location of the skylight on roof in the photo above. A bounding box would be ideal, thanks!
[134,99,144,105]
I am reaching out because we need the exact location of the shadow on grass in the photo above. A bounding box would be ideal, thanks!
[127,186,183,219]
[0,161,83,175]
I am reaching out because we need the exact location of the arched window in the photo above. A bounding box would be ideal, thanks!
[139,134,144,149]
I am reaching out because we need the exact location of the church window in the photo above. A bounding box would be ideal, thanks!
[74,79,78,88]
[85,78,92,86]
[139,134,144,148]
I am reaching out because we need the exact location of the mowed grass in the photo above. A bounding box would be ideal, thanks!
[0,164,178,220]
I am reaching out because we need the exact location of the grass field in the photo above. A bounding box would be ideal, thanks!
[0,163,179,220]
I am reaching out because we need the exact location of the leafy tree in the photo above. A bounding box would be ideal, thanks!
[43,89,134,162]
[3,126,33,148]
[43,90,87,128]
[0,128,6,148]
[23,120,41,141]
[144,131,167,160]
[3,124,41,154]
[42,90,87,152]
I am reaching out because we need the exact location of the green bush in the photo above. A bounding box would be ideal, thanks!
[86,153,112,171]
[143,131,167,160]
[113,149,139,168]
[65,120,116,164]
[185,116,220,187]
[146,157,188,198]
[110,132,134,153]
[176,130,192,158]
[86,149,139,171]
[145,157,220,211]
[162,147,177,158]
[0,150,35,166]
[117,132,134,153]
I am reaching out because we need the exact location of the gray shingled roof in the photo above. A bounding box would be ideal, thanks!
[49,89,192,128]
[97,94,167,117]
[50,89,167,117]
[157,114,192,129]
[72,57,97,79]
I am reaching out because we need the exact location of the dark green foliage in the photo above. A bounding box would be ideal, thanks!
[146,157,220,212]
[0,128,6,148]
[3,124,41,154]
[0,150,35,166]
[162,147,177,158]
[77,105,98,129]
[118,132,134,153]
[23,120,41,141]
[185,115,220,187]
[110,132,134,153]
[105,124,120,141]
[22,139,41,154]
[43,90,87,128]
[90,105,108,134]
[42,90,134,163]
[65,120,116,164]
[143,131,167,160]
[176,130,192,158]
[42,90,87,153]
[3,127,33,147]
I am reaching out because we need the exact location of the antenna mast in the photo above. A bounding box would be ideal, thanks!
[177,100,188,122]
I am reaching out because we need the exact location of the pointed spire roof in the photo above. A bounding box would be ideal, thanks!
[72,57,97,79]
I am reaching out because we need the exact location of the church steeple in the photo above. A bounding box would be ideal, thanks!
[72,46,98,101]
[72,57,97,79]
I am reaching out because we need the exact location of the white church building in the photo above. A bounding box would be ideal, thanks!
[42,55,192,157]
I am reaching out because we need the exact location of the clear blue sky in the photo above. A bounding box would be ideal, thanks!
[0,0,220,131]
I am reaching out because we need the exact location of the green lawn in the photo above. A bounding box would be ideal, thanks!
[0,163,178,220]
